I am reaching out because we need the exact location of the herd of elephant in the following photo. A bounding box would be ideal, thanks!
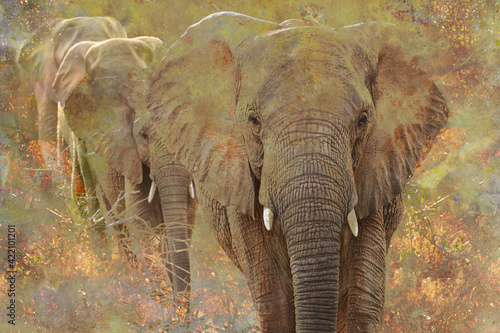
[17,12,449,333]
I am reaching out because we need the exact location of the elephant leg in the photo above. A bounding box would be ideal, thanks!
[70,132,76,200]
[34,81,78,202]
[88,157,132,259]
[338,194,403,333]
[34,84,68,197]
[338,209,387,333]
[58,106,77,199]
[224,206,295,333]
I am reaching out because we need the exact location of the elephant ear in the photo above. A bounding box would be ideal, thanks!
[17,17,126,84]
[149,12,278,217]
[345,23,449,220]
[51,41,96,107]
[53,37,163,185]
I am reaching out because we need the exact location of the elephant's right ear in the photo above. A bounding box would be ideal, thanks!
[149,13,278,217]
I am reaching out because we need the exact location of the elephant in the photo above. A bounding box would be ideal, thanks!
[53,35,197,298]
[140,12,449,332]
[17,17,128,203]
[18,17,197,299]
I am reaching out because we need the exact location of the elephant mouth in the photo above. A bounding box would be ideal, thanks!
[147,178,195,203]
[259,197,359,237]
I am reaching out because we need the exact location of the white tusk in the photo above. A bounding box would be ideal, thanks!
[347,209,359,237]
[263,207,274,231]
[148,180,156,203]
[189,181,195,199]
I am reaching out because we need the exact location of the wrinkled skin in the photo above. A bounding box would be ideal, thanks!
[144,12,449,332]
[18,17,196,298]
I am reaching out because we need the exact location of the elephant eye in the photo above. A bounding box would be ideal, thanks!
[248,115,261,134]
[139,129,148,140]
[357,113,368,127]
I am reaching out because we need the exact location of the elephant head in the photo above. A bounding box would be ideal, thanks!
[145,12,449,332]
[52,34,197,299]
[52,36,162,185]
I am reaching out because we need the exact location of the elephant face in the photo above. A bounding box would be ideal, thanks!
[145,12,449,332]
[52,37,163,185]
[236,28,372,217]
[235,25,448,224]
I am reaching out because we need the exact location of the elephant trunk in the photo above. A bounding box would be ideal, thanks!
[154,161,191,294]
[267,123,355,332]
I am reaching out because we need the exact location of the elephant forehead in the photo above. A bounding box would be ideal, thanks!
[240,59,369,121]
[246,26,364,72]
[239,28,371,115]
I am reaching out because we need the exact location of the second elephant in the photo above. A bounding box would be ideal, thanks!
[19,17,196,298]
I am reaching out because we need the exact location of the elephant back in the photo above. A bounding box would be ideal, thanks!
[50,17,127,65]
[17,16,127,85]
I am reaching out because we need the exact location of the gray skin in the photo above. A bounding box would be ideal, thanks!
[142,12,449,332]
[18,17,196,297]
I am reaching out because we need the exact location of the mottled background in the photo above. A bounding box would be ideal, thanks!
[0,0,499,332]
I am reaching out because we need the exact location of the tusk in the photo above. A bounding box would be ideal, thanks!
[189,181,195,199]
[347,209,359,237]
[263,207,274,231]
[148,180,156,203]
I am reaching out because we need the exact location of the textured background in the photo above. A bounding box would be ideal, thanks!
[1,1,499,332]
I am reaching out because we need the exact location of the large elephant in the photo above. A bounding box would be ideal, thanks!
[142,12,449,332]
[18,17,196,297]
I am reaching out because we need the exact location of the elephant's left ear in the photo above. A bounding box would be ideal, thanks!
[345,23,450,220]
[53,37,163,185]
[51,41,96,108]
